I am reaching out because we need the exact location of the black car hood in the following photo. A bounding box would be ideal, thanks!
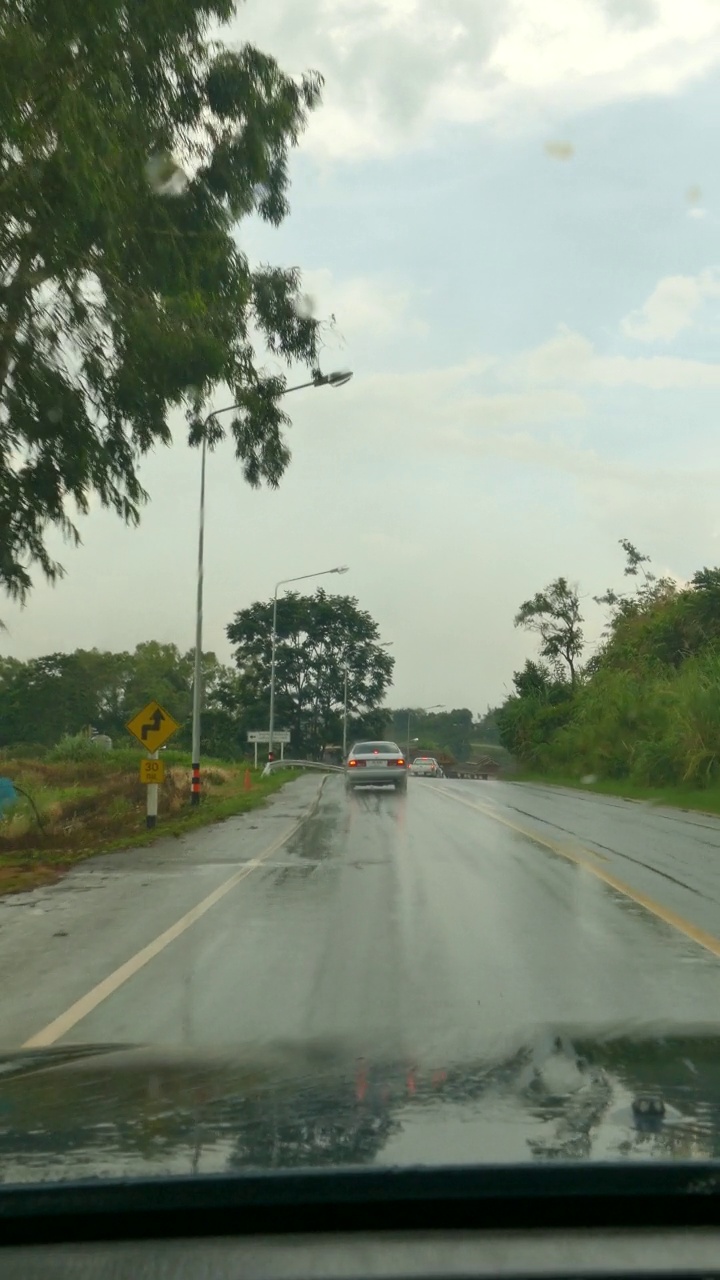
[0,1024,719,1183]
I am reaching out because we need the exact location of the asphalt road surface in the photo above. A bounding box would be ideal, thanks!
[3,775,720,1059]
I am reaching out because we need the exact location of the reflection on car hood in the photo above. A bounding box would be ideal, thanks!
[1,1024,720,1183]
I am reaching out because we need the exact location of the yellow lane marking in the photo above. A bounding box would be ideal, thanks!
[433,788,607,861]
[435,787,720,962]
[23,807,312,1049]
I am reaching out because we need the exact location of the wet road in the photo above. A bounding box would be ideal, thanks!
[2,775,720,1057]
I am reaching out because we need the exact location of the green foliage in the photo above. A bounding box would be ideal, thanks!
[497,662,575,769]
[474,705,502,745]
[226,589,394,758]
[0,642,235,750]
[501,538,720,791]
[514,577,583,685]
[0,0,323,598]
[48,733,105,763]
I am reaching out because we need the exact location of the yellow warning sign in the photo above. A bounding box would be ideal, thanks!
[126,700,180,753]
[139,758,166,784]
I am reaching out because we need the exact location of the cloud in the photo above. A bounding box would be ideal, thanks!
[599,0,659,32]
[438,426,720,491]
[232,0,720,158]
[354,362,586,431]
[622,269,720,342]
[508,325,720,388]
[300,268,429,341]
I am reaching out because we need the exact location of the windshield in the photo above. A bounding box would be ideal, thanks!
[4,0,720,1192]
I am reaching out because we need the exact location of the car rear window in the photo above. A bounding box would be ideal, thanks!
[352,742,399,755]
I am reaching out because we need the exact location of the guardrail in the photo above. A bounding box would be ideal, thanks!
[261,759,345,779]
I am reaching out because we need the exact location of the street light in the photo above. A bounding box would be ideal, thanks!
[342,642,393,759]
[285,369,353,391]
[269,566,350,761]
[407,704,445,759]
[190,370,353,805]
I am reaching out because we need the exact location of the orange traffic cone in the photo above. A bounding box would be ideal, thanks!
[243,768,252,791]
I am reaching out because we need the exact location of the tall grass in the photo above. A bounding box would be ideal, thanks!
[545,650,720,788]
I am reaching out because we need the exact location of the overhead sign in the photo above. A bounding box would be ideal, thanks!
[247,730,291,744]
[126,700,180,753]
[140,758,166,784]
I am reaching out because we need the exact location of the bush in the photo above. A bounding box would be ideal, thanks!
[48,734,108,763]
[0,743,49,760]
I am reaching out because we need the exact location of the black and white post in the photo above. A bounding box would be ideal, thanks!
[146,751,159,829]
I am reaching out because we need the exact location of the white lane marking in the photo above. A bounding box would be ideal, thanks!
[23,797,318,1048]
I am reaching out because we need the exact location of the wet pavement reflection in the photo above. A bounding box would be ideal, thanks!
[4,775,720,1181]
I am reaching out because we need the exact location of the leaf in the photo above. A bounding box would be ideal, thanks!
[0,1,323,599]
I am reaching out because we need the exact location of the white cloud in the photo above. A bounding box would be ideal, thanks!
[508,325,720,388]
[231,0,720,159]
[622,268,720,342]
[353,362,586,432]
[300,268,429,341]
[437,426,720,492]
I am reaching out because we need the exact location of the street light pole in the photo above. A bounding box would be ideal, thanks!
[190,369,353,805]
[269,565,349,761]
[190,436,207,804]
[406,703,445,758]
[342,667,349,759]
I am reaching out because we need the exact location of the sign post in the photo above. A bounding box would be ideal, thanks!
[146,750,159,829]
[127,700,180,829]
[247,730,290,767]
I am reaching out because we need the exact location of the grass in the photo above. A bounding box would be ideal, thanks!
[0,753,299,896]
[511,769,720,817]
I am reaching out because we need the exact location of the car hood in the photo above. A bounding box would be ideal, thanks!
[1,1024,720,1183]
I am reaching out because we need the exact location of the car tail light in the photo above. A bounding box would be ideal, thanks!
[348,759,365,768]
[393,758,406,767]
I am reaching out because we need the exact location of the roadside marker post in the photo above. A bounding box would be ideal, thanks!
[146,751,159,829]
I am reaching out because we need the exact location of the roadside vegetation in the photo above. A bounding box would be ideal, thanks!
[0,588,396,764]
[0,744,295,896]
[494,539,720,807]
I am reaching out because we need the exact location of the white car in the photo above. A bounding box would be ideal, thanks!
[345,741,408,792]
[410,756,443,778]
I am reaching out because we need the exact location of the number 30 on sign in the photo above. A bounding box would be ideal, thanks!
[140,759,165,784]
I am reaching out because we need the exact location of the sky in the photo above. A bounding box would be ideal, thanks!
[6,0,720,714]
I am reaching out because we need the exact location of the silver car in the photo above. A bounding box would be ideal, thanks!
[345,740,408,792]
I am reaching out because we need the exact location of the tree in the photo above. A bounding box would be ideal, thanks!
[0,641,233,747]
[226,589,395,758]
[496,660,575,765]
[594,539,675,625]
[514,577,584,686]
[1,1,323,599]
[474,705,502,746]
